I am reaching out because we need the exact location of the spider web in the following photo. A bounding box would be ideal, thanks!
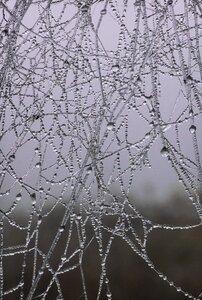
[0,0,202,299]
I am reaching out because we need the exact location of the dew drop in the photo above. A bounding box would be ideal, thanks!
[38,215,42,224]
[61,256,66,262]
[2,28,8,36]
[100,9,107,15]
[107,122,115,130]
[31,193,36,205]
[35,162,41,168]
[34,147,39,153]
[9,154,15,162]
[16,193,22,201]
[86,166,92,174]
[160,146,169,157]
[39,187,44,193]
[189,125,196,134]
[59,225,65,233]
[81,5,88,13]
[112,64,119,72]
[76,214,82,220]
[145,132,150,139]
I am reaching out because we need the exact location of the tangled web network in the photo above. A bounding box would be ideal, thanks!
[0,0,202,299]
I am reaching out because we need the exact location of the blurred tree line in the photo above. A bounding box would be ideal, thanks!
[3,190,202,300]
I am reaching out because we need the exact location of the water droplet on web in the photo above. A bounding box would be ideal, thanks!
[31,193,36,204]
[16,193,22,201]
[100,9,107,15]
[2,28,9,36]
[189,125,196,134]
[101,261,105,267]
[112,64,119,72]
[34,147,39,153]
[39,187,44,193]
[107,122,115,130]
[39,270,43,275]
[86,166,92,174]
[189,108,193,116]
[76,214,82,220]
[160,146,169,157]
[61,256,66,262]
[35,162,41,168]
[145,132,150,139]
[38,215,42,224]
[9,154,15,162]
[81,5,88,13]
[59,225,65,233]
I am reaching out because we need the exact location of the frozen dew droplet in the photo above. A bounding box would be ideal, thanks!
[35,162,41,168]
[38,216,42,225]
[107,122,115,130]
[34,147,39,153]
[9,154,15,162]
[2,28,9,36]
[112,64,119,72]
[76,214,82,220]
[189,108,193,116]
[145,132,150,139]
[189,125,196,134]
[59,225,65,233]
[81,5,88,13]
[160,146,169,157]
[86,166,92,174]
[16,193,22,201]
[61,255,66,262]
[100,9,107,15]
[31,193,36,204]
[39,269,43,275]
